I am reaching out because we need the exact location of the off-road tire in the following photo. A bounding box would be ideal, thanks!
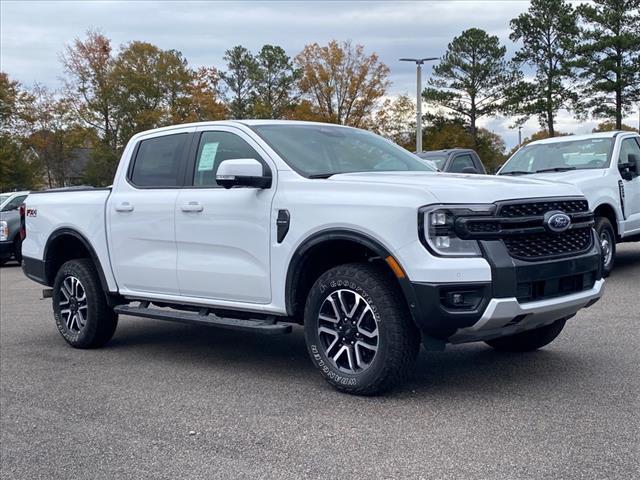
[595,216,615,277]
[485,319,566,352]
[52,259,118,348]
[304,262,420,395]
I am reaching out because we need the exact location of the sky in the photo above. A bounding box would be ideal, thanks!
[1,0,638,148]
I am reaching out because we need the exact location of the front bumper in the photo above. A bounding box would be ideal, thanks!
[404,230,604,342]
[448,279,604,343]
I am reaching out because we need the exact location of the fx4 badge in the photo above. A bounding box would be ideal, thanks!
[26,208,37,217]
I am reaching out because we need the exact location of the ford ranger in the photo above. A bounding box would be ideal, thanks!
[499,131,640,275]
[21,121,604,395]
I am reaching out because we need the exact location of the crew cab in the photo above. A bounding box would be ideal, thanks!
[498,132,640,274]
[21,121,604,395]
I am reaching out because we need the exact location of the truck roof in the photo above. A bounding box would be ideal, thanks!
[129,120,354,140]
[528,131,637,146]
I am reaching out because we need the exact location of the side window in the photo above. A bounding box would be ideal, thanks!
[450,154,475,173]
[1,195,27,212]
[130,133,188,187]
[618,138,640,166]
[193,131,262,187]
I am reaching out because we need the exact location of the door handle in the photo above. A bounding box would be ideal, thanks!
[115,202,134,212]
[181,201,204,213]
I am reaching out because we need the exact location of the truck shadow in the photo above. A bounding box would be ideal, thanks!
[108,318,594,399]
[611,244,640,276]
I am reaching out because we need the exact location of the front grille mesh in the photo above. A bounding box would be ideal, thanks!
[499,199,589,217]
[504,228,593,260]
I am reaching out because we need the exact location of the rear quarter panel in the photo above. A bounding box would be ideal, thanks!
[22,189,117,291]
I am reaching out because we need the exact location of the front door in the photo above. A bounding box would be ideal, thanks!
[175,127,276,303]
[617,137,640,234]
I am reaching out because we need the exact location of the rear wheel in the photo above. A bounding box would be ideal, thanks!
[485,319,566,352]
[595,216,615,276]
[52,259,118,348]
[304,263,420,395]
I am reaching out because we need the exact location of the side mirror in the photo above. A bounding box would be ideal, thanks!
[462,166,479,174]
[619,154,639,180]
[216,159,272,189]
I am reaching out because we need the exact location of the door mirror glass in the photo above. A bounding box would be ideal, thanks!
[619,153,639,180]
[216,159,272,189]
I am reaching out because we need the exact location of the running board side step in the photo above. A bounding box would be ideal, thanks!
[114,305,292,334]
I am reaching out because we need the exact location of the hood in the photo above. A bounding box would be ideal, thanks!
[518,169,607,185]
[328,171,584,204]
[0,209,20,222]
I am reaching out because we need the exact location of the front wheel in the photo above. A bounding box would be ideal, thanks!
[485,319,566,352]
[304,263,420,395]
[595,216,616,276]
[52,259,118,348]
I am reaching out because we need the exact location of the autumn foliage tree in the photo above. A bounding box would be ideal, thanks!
[295,40,390,127]
[372,94,416,149]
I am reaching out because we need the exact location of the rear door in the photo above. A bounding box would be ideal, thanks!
[107,129,192,295]
[175,126,276,303]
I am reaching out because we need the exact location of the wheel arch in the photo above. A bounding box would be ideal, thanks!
[593,203,619,239]
[43,228,110,292]
[284,229,416,321]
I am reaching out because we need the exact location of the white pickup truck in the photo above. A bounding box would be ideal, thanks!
[22,121,604,394]
[499,131,640,274]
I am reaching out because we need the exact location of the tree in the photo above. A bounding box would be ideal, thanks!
[422,118,506,172]
[181,67,227,122]
[111,41,193,141]
[423,28,515,142]
[371,94,416,149]
[61,30,119,150]
[221,46,257,119]
[0,73,40,190]
[295,40,390,127]
[252,45,299,119]
[575,0,640,129]
[592,120,636,132]
[508,0,579,136]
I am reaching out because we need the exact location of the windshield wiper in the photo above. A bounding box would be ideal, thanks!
[533,167,577,173]
[308,173,336,179]
[500,170,532,175]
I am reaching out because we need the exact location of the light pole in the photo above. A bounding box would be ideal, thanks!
[518,126,523,147]
[400,57,438,153]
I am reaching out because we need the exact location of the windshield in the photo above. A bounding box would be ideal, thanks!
[252,124,436,177]
[420,154,447,169]
[500,138,613,174]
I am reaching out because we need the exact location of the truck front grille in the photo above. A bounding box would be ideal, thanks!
[455,197,595,262]
[503,228,593,260]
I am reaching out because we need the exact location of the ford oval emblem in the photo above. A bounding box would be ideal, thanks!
[544,211,571,233]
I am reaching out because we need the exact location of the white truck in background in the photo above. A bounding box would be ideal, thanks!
[21,120,604,395]
[499,131,640,275]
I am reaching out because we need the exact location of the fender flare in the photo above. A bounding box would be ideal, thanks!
[43,227,110,292]
[284,228,415,317]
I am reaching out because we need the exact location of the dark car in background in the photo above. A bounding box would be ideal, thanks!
[416,148,486,174]
[0,191,29,265]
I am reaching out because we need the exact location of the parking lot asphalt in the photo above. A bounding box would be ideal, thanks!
[1,244,639,480]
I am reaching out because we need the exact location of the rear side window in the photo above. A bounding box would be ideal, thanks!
[130,134,188,187]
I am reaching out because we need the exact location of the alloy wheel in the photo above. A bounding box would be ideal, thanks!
[317,289,379,373]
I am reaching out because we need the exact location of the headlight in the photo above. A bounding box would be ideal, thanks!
[420,205,494,257]
[0,221,8,242]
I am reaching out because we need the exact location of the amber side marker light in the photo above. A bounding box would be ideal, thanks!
[385,256,406,279]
